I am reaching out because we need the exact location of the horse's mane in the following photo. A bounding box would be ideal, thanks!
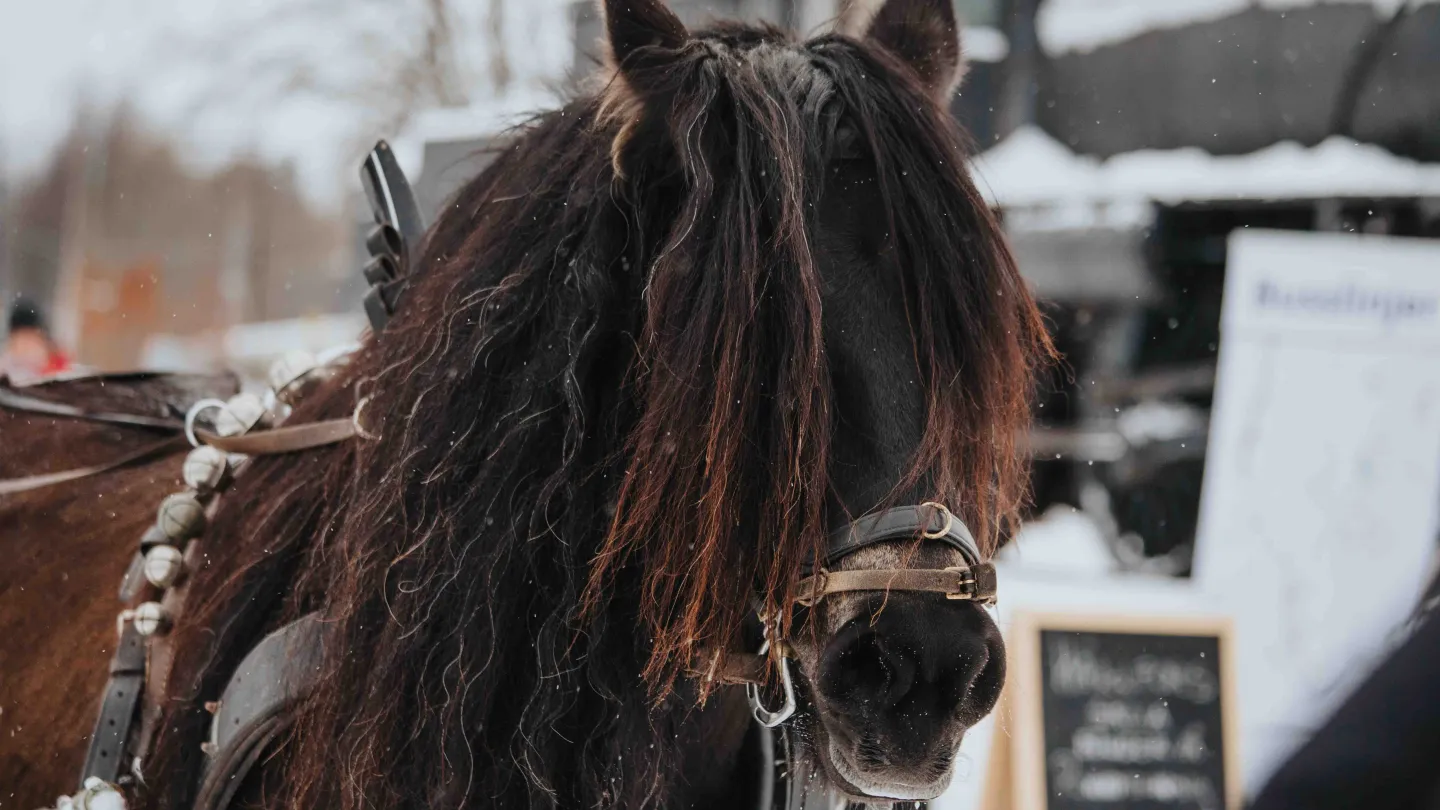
[144,23,1050,810]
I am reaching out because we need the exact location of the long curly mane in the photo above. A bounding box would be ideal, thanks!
[142,20,1050,810]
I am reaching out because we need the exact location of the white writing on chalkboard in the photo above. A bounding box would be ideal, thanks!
[1036,629,1228,810]
[1048,636,1219,703]
[1049,761,1221,806]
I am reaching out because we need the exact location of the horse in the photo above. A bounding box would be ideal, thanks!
[0,0,1053,806]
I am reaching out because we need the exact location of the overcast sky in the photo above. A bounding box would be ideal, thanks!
[0,0,573,206]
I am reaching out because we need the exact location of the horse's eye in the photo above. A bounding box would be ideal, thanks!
[832,119,863,161]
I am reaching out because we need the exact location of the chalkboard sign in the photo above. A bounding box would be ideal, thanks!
[1003,613,1240,810]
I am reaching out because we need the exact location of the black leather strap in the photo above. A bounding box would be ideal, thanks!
[194,713,293,810]
[359,141,425,331]
[823,504,982,568]
[0,383,184,431]
[196,614,328,806]
[80,624,146,787]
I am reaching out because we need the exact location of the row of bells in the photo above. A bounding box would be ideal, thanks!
[122,349,335,637]
[43,350,341,810]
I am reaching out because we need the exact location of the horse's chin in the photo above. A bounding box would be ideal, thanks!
[810,720,958,802]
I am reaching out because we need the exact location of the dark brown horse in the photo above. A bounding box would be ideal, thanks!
[0,0,1052,806]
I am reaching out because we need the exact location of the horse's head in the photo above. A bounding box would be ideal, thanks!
[593,0,1050,801]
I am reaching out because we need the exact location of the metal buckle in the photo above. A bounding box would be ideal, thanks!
[746,639,796,728]
[919,501,954,539]
[942,566,976,601]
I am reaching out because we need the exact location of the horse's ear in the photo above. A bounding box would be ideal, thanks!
[864,0,966,103]
[602,0,688,75]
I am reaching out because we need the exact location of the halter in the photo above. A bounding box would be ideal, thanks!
[737,501,996,728]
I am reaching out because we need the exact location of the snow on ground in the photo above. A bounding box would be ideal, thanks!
[1038,0,1428,55]
[971,126,1440,228]
[996,506,1117,576]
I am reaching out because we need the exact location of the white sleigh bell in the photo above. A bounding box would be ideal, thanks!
[214,392,267,437]
[157,492,206,542]
[143,545,185,589]
[130,602,171,636]
[182,445,229,493]
[268,349,325,404]
[52,777,127,810]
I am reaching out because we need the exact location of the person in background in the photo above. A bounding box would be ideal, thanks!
[0,297,73,383]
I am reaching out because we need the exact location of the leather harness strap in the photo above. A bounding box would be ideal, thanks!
[0,419,358,496]
[193,614,328,810]
[80,624,147,784]
[0,436,188,496]
[0,384,186,431]
[195,420,357,455]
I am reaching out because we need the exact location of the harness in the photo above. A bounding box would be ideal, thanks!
[10,141,997,810]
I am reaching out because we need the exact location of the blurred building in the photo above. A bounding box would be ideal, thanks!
[0,114,360,377]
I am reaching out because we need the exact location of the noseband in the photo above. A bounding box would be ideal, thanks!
[733,501,997,728]
[798,501,996,607]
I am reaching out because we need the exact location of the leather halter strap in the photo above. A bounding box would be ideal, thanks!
[820,502,982,569]
[793,564,996,607]
[793,502,996,608]
[696,504,996,689]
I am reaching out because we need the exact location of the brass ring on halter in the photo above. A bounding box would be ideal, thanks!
[919,501,954,539]
[352,396,379,441]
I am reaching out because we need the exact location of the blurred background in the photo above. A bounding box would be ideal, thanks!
[3,0,1439,806]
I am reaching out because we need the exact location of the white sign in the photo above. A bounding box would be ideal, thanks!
[1193,229,1440,791]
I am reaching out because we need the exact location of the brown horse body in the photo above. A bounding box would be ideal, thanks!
[1,1,1053,807]
[0,375,237,806]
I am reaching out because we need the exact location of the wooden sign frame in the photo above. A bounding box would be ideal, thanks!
[998,612,1242,810]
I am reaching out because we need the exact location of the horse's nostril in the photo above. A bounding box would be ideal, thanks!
[820,624,919,710]
[819,600,998,724]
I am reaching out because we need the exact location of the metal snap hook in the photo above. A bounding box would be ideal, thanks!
[746,639,796,728]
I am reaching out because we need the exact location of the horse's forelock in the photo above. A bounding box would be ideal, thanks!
[585,27,840,700]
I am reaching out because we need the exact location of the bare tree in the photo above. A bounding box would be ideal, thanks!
[156,0,515,161]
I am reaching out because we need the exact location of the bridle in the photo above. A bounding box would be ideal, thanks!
[720,500,997,728]
[10,141,1000,810]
